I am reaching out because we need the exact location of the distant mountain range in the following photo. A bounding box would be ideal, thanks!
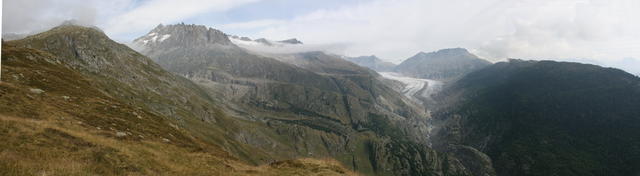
[343,48,491,81]
[394,48,492,81]
[342,49,490,107]
[2,23,640,176]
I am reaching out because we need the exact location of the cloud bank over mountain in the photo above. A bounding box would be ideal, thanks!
[3,0,639,74]
[224,0,640,73]
[2,0,261,39]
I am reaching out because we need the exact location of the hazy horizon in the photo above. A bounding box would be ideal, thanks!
[3,0,640,74]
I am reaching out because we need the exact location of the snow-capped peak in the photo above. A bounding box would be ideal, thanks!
[132,23,233,49]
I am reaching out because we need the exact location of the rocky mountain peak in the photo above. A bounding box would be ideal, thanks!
[278,38,303,44]
[9,24,163,80]
[395,48,491,80]
[133,23,232,48]
[417,48,471,57]
[254,38,272,45]
[14,24,114,56]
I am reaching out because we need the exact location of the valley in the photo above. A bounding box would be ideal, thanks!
[379,72,443,105]
[1,21,639,176]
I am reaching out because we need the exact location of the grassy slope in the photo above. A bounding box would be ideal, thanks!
[5,25,283,165]
[0,44,357,176]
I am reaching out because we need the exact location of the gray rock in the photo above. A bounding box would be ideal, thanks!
[116,131,127,137]
[29,88,45,94]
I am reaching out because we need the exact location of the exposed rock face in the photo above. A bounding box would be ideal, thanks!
[395,48,491,81]
[345,55,397,72]
[369,139,473,176]
[432,59,640,176]
[445,145,496,176]
[134,23,489,176]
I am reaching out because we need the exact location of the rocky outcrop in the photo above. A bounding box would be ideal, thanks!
[445,145,496,176]
[369,139,473,176]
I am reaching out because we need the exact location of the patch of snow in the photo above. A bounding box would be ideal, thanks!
[137,33,169,45]
[159,34,171,42]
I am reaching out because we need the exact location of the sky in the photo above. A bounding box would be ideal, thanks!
[3,0,640,74]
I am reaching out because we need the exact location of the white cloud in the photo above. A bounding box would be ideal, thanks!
[102,0,261,38]
[475,0,640,61]
[223,0,640,71]
[221,19,286,30]
[3,0,261,40]
[2,0,122,34]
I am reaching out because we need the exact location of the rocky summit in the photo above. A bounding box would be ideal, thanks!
[395,48,491,81]
[133,23,233,52]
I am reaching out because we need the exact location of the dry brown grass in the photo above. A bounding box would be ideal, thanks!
[0,114,357,176]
